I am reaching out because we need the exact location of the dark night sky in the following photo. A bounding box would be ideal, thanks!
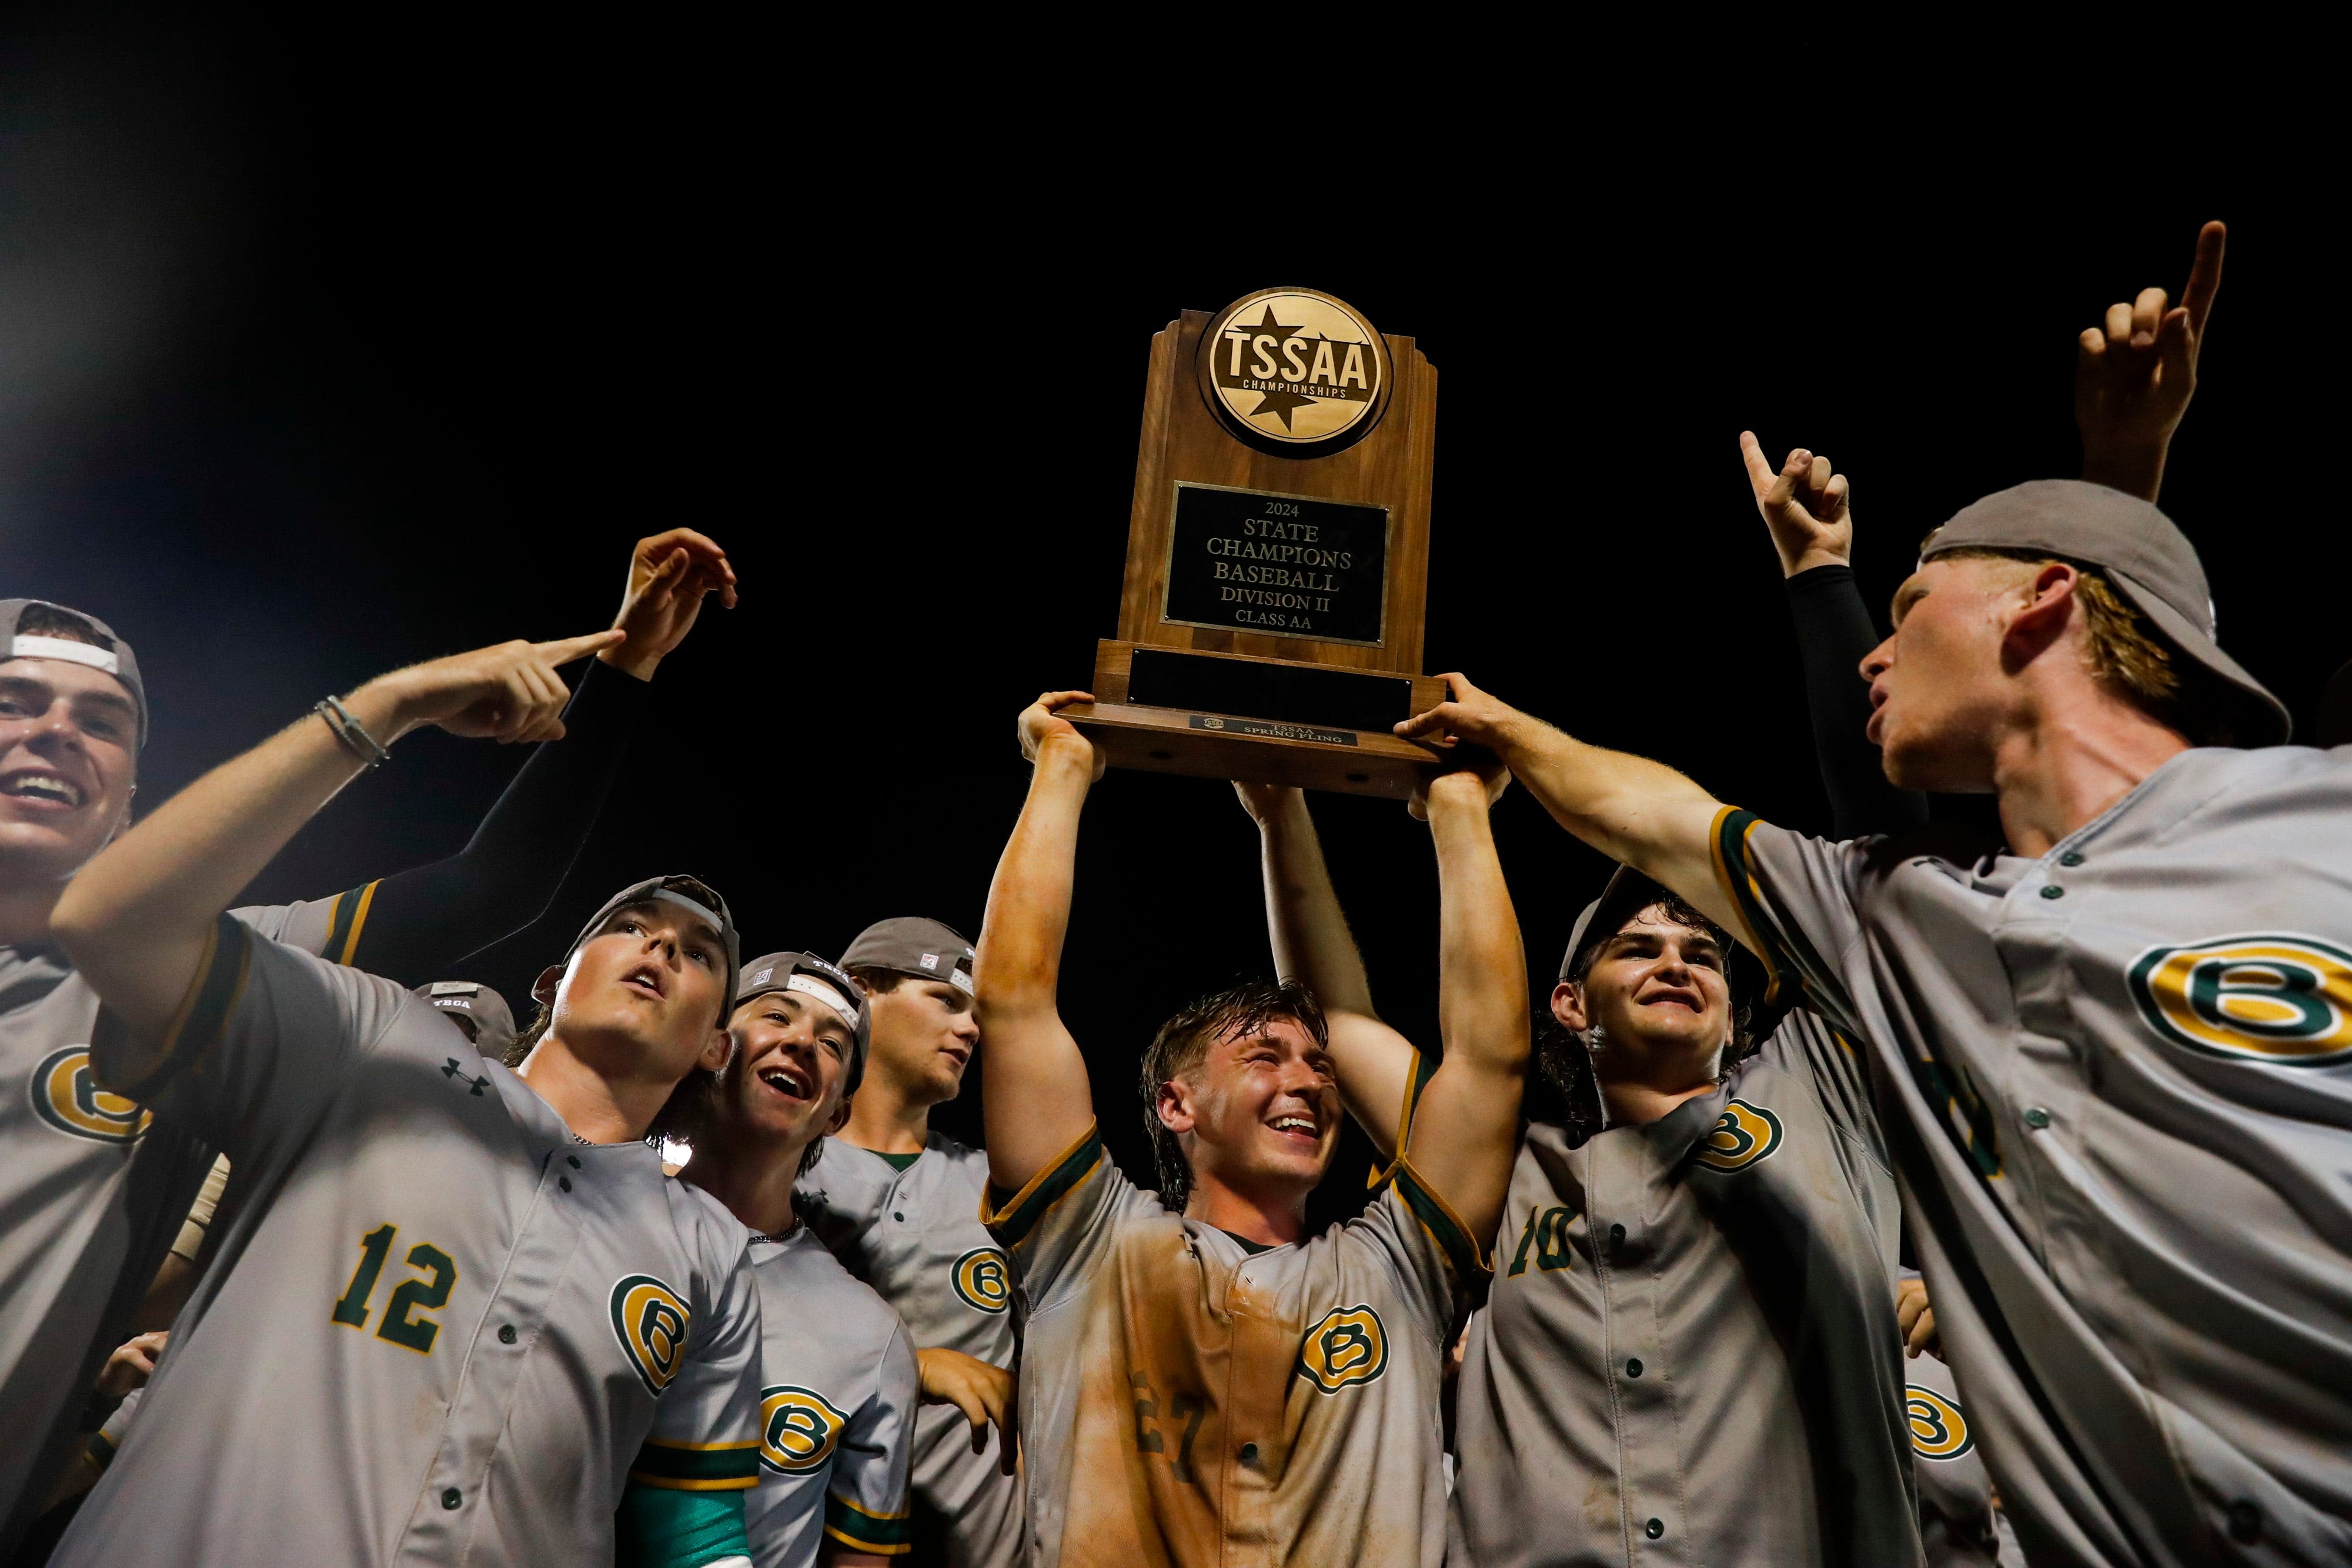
[4,16,2337,1205]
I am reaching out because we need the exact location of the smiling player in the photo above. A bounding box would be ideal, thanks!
[665,951,924,1567]
[970,691,1527,1568]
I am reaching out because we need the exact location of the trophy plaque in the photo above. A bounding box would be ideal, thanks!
[1066,286,1444,798]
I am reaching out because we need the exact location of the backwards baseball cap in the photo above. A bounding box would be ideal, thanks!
[0,599,148,750]
[563,875,742,1017]
[1559,866,1772,1019]
[1919,480,2291,745]
[838,916,975,997]
[414,981,518,1059]
[733,951,871,1097]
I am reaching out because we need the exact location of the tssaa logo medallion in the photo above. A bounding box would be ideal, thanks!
[1195,289,1393,455]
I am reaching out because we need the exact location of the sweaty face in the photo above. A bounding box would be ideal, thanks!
[1863,557,2021,793]
[1164,1016,1339,1201]
[0,658,138,883]
[716,989,856,1155]
[552,904,731,1085]
[1561,906,1733,1062]
[863,978,978,1104]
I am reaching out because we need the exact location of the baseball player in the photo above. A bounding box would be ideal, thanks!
[662,949,923,1566]
[44,621,767,1566]
[0,530,736,1553]
[1246,773,1922,1566]
[1897,1272,2026,1568]
[969,692,1526,1568]
[795,917,1022,1568]
[1396,473,2352,1564]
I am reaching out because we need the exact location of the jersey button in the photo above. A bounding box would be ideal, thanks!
[2057,851,2085,867]
[1645,1518,1664,1539]
[1238,1442,1259,1465]
[2039,884,2065,900]
[1608,1223,1626,1247]
[2023,1106,2052,1129]
[497,1323,517,1345]
[559,1176,573,1192]
[1625,1358,1643,1378]
[893,1212,906,1222]
[440,1487,462,1510]
[2229,1500,2263,1543]
[567,1155,582,1168]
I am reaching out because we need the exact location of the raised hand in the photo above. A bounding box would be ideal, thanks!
[96,1329,169,1398]
[1408,745,1512,823]
[1017,689,1102,778]
[1896,1273,1942,1360]
[1740,433,1853,579]
[2076,220,2226,501]
[369,631,624,746]
[604,529,738,680]
[917,1346,1019,1476]
[1394,673,1528,759]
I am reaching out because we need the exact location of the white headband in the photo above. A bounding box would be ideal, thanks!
[9,634,119,675]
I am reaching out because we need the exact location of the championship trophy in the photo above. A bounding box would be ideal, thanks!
[1066,286,1443,798]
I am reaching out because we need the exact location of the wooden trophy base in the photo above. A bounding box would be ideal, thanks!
[1065,640,1446,800]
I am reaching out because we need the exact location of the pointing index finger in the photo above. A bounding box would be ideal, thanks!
[536,629,629,664]
[2181,220,2226,336]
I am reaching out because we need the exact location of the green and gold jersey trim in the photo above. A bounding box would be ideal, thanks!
[112,911,254,1105]
[86,1429,117,1472]
[321,880,381,967]
[628,1434,761,1492]
[1374,1154,1492,1284]
[1368,1047,1441,1189]
[982,1121,1102,1250]
[824,1492,914,1555]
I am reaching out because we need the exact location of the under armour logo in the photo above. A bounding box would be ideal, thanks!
[441,1058,490,1096]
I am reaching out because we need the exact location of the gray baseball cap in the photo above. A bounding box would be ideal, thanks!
[413,981,517,1058]
[563,875,741,1017]
[839,916,974,997]
[0,599,148,749]
[1920,480,2290,745]
[733,951,871,1097]
[1559,865,1771,1016]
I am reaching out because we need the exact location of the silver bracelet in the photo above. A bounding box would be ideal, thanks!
[313,695,391,770]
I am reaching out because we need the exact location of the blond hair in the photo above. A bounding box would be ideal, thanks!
[1939,547,2236,745]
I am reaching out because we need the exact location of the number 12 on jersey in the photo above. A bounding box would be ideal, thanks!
[331,1222,459,1355]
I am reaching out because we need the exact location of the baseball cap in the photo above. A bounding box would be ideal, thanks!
[1559,866,1771,1018]
[1919,480,2290,745]
[733,951,871,1097]
[0,599,148,749]
[564,875,742,1015]
[838,917,975,997]
[414,981,517,1058]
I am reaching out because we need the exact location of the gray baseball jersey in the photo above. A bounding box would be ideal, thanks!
[986,1122,1482,1568]
[1448,1008,1921,1568]
[1712,746,2352,1567]
[0,890,356,1548]
[797,1133,1023,1567]
[741,1225,920,1566]
[49,913,764,1567]
[1900,1322,2023,1568]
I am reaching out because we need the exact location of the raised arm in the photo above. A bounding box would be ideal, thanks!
[1395,677,1743,945]
[1235,783,1421,1160]
[2076,219,2224,502]
[352,529,736,981]
[1740,434,1929,840]
[974,691,1105,1195]
[51,631,621,1062]
[1396,766,1528,1245]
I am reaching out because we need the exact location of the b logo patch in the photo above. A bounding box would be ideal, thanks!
[1694,1098,1783,1172]
[31,1047,150,1144]
[610,1274,692,1397]
[1297,1305,1388,1394]
[1905,1383,1974,1460]
[2129,934,2352,1066]
[951,1247,1012,1315]
[759,1385,848,1474]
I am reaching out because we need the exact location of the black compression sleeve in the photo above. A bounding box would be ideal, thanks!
[348,656,649,984]
[1784,565,1929,840]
